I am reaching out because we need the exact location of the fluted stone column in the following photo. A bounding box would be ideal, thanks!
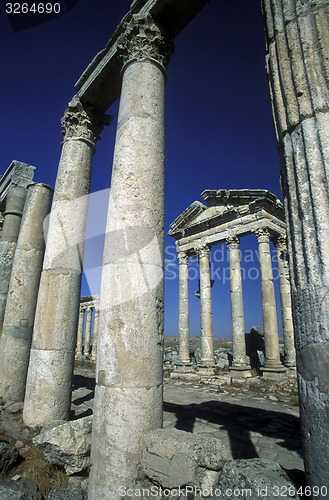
[76,308,85,358]
[256,228,285,376]
[88,15,173,498]
[23,97,109,427]
[0,186,27,331]
[91,306,99,362]
[227,236,251,378]
[177,250,190,364]
[275,236,296,368]
[0,183,53,402]
[262,1,329,486]
[84,307,93,357]
[196,244,214,367]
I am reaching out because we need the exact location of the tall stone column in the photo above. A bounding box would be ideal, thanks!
[76,307,85,358]
[0,185,27,331]
[256,228,285,376]
[0,183,53,402]
[88,14,173,498]
[262,0,329,488]
[196,244,214,367]
[23,97,109,427]
[177,250,190,364]
[227,236,250,377]
[275,236,296,368]
[91,306,99,362]
[84,306,93,357]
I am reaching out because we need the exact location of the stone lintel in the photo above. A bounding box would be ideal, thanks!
[169,198,285,242]
[75,0,209,112]
[201,189,282,207]
[175,214,285,253]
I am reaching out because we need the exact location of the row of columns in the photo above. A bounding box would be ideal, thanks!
[76,302,99,360]
[177,229,295,376]
[0,0,327,494]
[0,13,173,498]
[0,183,53,402]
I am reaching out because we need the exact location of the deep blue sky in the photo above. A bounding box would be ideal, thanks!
[0,0,283,338]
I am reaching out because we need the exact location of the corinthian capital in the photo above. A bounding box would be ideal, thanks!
[117,14,174,71]
[195,244,210,260]
[61,96,112,145]
[255,227,270,244]
[177,251,188,265]
[274,235,287,252]
[226,235,240,250]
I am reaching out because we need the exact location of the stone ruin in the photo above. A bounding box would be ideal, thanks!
[168,188,296,379]
[0,0,328,498]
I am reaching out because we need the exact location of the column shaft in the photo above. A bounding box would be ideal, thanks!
[275,237,296,368]
[0,185,27,330]
[256,229,284,371]
[262,0,329,486]
[197,245,214,366]
[89,15,172,498]
[91,307,99,362]
[177,250,190,363]
[227,237,250,374]
[76,308,85,357]
[23,97,108,427]
[84,307,93,356]
[0,183,53,402]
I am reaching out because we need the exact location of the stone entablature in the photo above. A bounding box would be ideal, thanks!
[169,189,286,250]
[169,189,295,379]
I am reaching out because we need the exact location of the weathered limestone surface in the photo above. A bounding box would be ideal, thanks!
[227,236,250,376]
[0,183,53,402]
[143,428,229,489]
[33,416,92,475]
[262,0,329,489]
[23,97,109,427]
[196,244,214,366]
[256,228,285,374]
[76,308,84,357]
[275,236,296,367]
[177,250,190,363]
[83,307,92,357]
[0,186,28,331]
[88,14,172,498]
[91,306,99,362]
[215,459,299,499]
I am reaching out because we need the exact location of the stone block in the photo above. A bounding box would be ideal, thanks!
[143,428,229,489]
[215,459,300,499]
[33,416,92,475]
[0,478,41,500]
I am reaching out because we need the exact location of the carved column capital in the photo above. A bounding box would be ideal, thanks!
[61,96,112,147]
[177,251,188,265]
[195,244,210,260]
[226,235,240,250]
[255,227,270,244]
[117,14,174,73]
[274,235,287,252]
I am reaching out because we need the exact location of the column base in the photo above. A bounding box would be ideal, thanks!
[260,365,287,380]
[197,364,216,376]
[173,362,194,374]
[229,365,252,379]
